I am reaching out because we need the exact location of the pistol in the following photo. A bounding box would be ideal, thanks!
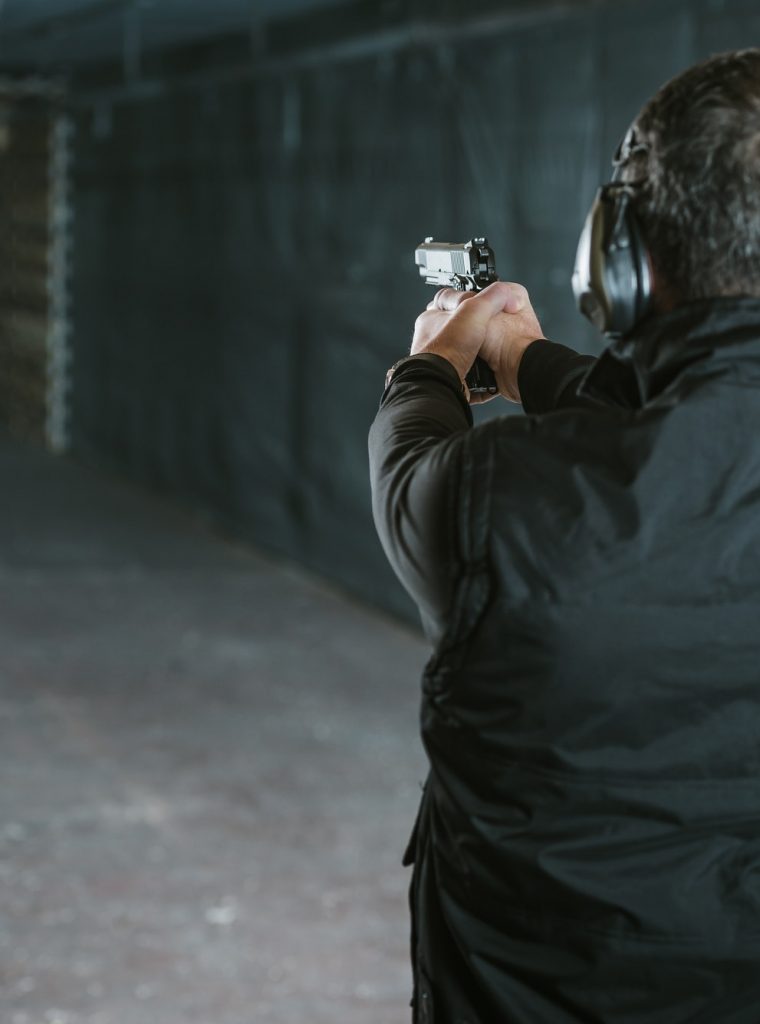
[414,236,498,395]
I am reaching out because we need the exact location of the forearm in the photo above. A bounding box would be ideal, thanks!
[368,354,471,634]
[368,341,596,630]
[518,339,597,413]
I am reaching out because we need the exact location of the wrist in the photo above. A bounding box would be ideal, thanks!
[413,341,472,383]
[385,352,467,395]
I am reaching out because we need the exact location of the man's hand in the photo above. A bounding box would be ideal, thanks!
[411,281,545,404]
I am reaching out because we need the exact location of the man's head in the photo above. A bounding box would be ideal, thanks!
[620,48,760,305]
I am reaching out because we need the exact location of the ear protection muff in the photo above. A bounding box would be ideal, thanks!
[572,131,654,337]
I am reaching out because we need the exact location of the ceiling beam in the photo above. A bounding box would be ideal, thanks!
[71,0,603,106]
[6,0,129,38]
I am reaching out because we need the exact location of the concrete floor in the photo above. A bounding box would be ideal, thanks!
[0,439,429,1024]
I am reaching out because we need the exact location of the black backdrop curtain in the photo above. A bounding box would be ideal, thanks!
[69,0,760,620]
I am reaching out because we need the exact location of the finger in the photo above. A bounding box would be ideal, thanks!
[453,281,529,322]
[427,288,476,312]
[492,281,529,314]
[413,309,439,334]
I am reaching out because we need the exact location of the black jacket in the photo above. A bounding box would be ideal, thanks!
[368,299,760,1024]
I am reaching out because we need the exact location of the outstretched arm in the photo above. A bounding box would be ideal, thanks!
[369,283,596,636]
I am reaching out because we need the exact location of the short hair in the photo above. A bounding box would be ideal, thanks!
[621,49,760,302]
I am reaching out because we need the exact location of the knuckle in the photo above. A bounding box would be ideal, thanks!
[452,300,473,319]
[442,287,466,310]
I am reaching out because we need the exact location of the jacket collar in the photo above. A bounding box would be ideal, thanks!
[578,296,760,409]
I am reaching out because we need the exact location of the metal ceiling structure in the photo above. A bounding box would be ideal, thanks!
[0,0,356,72]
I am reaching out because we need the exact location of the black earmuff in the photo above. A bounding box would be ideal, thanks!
[572,130,654,337]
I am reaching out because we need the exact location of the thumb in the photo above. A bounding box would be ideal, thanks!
[451,281,527,328]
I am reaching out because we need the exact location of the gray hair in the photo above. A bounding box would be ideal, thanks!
[622,49,760,302]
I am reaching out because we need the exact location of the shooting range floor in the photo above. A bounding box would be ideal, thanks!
[0,438,428,1024]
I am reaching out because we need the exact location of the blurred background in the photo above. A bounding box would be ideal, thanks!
[0,1,758,1022]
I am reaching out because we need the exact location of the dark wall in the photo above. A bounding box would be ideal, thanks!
[68,0,760,621]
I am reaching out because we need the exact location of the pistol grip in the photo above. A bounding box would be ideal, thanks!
[465,357,498,395]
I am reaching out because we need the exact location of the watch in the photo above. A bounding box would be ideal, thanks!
[384,354,467,393]
[385,356,421,389]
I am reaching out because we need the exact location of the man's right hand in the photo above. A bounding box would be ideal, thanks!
[411,282,545,404]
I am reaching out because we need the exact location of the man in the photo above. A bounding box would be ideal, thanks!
[369,50,760,1023]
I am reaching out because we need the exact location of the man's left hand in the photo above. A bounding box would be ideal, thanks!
[411,281,544,404]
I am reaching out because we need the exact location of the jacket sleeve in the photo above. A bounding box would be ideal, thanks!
[368,341,596,637]
[517,338,597,414]
[368,354,472,639]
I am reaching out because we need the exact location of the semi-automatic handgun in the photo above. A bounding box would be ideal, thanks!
[414,237,499,395]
